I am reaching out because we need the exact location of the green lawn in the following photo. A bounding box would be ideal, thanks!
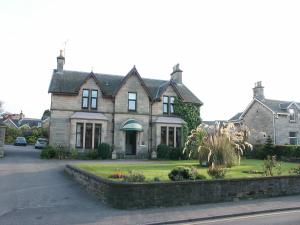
[75,159,299,181]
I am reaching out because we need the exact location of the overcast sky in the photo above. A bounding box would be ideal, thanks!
[0,0,300,120]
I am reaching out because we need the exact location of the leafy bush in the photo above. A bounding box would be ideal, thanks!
[169,147,182,160]
[70,148,79,159]
[262,155,282,176]
[190,166,206,180]
[289,165,300,175]
[109,170,126,179]
[97,143,111,159]
[123,170,145,182]
[245,145,300,161]
[56,146,69,159]
[86,149,98,159]
[157,144,170,159]
[168,166,192,181]
[153,177,161,182]
[40,146,56,159]
[207,166,227,179]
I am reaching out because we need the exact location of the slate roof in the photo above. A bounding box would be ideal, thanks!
[48,69,203,105]
[229,112,243,121]
[229,98,300,122]
[18,118,41,128]
[262,99,300,113]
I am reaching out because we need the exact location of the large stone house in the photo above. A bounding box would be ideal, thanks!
[230,82,300,145]
[48,51,203,158]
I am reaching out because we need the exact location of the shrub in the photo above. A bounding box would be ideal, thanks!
[86,149,99,159]
[157,144,170,159]
[289,165,300,175]
[70,148,79,159]
[56,146,69,159]
[168,166,193,181]
[40,146,56,159]
[169,147,182,160]
[190,166,206,180]
[153,177,161,182]
[262,155,282,176]
[207,166,227,179]
[97,143,111,159]
[123,170,145,182]
[109,170,126,179]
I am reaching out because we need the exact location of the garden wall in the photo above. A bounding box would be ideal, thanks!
[65,164,300,209]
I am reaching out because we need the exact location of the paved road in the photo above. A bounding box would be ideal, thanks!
[182,209,300,225]
[1,145,300,225]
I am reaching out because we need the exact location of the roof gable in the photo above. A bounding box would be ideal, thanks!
[240,98,275,119]
[113,67,152,99]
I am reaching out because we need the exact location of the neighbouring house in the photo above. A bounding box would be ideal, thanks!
[48,50,203,159]
[229,81,300,145]
[1,111,42,129]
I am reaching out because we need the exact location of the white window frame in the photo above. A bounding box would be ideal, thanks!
[289,108,296,122]
[289,132,298,145]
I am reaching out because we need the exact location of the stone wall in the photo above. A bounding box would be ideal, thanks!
[65,164,300,209]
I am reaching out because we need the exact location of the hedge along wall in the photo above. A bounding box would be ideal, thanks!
[65,165,300,209]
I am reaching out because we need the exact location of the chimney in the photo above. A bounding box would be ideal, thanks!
[57,49,65,73]
[253,81,265,100]
[170,63,183,84]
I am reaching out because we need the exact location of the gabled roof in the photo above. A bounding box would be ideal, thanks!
[18,118,42,127]
[230,98,300,122]
[48,68,203,105]
[113,66,152,99]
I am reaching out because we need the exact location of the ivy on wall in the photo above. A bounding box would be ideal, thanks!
[173,97,201,136]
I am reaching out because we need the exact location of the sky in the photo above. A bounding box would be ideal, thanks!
[0,0,300,120]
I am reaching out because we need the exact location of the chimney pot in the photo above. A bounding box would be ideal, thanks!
[57,49,65,73]
[253,81,265,100]
[170,63,183,84]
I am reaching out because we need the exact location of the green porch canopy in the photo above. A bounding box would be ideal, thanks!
[120,119,143,131]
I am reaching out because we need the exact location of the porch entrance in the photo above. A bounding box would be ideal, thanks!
[125,131,137,155]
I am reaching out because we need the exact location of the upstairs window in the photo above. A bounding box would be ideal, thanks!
[128,92,137,111]
[82,89,89,109]
[163,96,169,114]
[91,90,98,109]
[289,132,298,145]
[289,109,296,122]
[170,97,175,114]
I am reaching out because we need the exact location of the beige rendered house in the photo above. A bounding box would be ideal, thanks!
[48,51,202,158]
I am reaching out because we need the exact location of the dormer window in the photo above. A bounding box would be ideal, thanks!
[289,109,295,122]
[91,90,98,109]
[82,89,89,109]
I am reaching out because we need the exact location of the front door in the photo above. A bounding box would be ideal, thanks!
[125,131,137,155]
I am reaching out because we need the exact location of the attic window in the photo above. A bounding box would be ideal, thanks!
[82,89,89,109]
[289,109,295,122]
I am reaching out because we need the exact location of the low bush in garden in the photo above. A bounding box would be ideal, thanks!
[109,170,126,179]
[289,165,300,175]
[123,170,145,182]
[262,155,282,176]
[168,166,206,181]
[40,146,57,159]
[207,166,227,179]
[97,143,111,159]
[157,144,170,159]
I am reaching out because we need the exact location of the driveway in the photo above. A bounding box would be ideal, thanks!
[1,145,300,225]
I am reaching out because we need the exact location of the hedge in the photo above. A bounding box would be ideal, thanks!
[244,145,300,160]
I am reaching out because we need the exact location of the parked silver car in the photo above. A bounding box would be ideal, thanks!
[35,138,48,149]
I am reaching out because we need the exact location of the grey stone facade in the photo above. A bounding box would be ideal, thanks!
[48,51,202,158]
[230,82,300,145]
